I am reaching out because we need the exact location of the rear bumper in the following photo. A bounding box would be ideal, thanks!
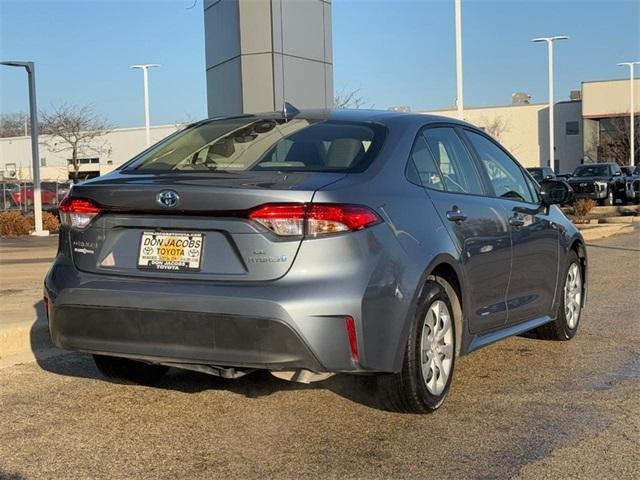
[50,304,324,371]
[45,254,369,373]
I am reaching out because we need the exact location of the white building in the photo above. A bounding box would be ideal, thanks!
[0,124,180,182]
[423,78,639,174]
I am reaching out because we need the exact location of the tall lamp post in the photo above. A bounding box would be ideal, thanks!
[532,36,568,168]
[0,60,46,235]
[617,61,639,166]
[130,64,160,147]
[454,0,464,119]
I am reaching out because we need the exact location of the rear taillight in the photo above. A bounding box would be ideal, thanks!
[248,204,307,236]
[248,203,381,237]
[58,197,101,229]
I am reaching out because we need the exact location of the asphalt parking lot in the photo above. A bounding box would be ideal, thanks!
[0,230,639,479]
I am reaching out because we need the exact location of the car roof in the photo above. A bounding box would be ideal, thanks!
[198,108,474,129]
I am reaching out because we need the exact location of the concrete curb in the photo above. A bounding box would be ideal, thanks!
[577,223,635,241]
[597,216,640,224]
[0,319,62,369]
[0,347,67,369]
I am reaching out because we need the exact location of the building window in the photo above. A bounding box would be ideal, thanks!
[40,157,46,167]
[68,158,100,165]
[565,121,579,135]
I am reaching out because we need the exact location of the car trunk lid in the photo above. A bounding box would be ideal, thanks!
[67,171,344,281]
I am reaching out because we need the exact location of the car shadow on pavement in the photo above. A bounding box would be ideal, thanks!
[0,470,25,480]
[30,300,387,411]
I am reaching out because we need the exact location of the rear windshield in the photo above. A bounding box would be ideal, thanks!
[123,117,385,173]
[573,165,610,177]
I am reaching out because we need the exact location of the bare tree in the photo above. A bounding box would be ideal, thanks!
[0,112,30,138]
[476,115,509,141]
[41,104,112,181]
[334,88,367,109]
[174,112,196,130]
[583,127,599,164]
[597,116,640,165]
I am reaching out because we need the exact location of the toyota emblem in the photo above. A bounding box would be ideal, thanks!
[156,190,180,208]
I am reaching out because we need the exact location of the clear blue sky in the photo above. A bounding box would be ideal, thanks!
[1,0,639,128]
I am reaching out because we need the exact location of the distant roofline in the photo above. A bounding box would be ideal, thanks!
[420,99,581,113]
[0,123,178,141]
[581,77,639,85]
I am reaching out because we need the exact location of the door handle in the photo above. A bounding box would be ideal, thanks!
[446,208,467,222]
[509,215,525,227]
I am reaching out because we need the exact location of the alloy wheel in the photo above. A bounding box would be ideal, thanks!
[564,262,582,329]
[420,300,454,395]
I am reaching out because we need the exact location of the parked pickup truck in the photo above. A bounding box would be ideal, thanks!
[621,165,640,204]
[567,162,627,206]
[526,167,556,184]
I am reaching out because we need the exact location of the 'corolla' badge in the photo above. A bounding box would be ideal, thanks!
[156,190,180,208]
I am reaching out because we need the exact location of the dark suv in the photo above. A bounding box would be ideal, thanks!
[45,110,586,413]
[567,162,626,206]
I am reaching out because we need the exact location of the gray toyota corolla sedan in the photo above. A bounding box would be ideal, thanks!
[45,109,586,413]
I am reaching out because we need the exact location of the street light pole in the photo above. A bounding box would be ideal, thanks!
[1,60,46,235]
[617,61,639,166]
[532,36,568,169]
[454,0,464,119]
[130,64,160,147]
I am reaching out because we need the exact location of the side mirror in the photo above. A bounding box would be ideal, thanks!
[540,180,573,206]
[614,171,622,176]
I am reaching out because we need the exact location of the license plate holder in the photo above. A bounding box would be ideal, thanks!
[137,231,204,272]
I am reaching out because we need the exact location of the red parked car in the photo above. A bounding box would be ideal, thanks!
[10,185,58,207]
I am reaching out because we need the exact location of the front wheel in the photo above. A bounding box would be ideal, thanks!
[536,251,583,340]
[378,280,457,413]
[603,189,614,206]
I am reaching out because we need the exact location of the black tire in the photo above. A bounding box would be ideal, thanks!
[378,280,457,413]
[93,354,169,385]
[536,250,583,341]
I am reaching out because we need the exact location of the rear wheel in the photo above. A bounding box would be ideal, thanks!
[378,280,456,413]
[93,354,169,385]
[536,251,583,340]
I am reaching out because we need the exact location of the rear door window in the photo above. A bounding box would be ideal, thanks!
[422,127,484,195]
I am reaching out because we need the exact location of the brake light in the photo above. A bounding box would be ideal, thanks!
[58,197,101,229]
[248,204,307,236]
[248,203,381,236]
